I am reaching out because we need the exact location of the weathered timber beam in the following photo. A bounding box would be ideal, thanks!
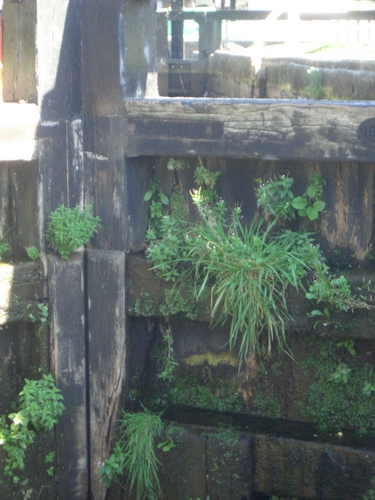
[127,253,375,340]
[0,261,46,325]
[123,98,375,162]
[168,10,375,22]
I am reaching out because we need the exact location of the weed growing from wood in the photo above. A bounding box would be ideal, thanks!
[0,374,65,483]
[0,234,11,261]
[46,205,101,259]
[301,339,375,433]
[27,246,39,261]
[99,407,163,500]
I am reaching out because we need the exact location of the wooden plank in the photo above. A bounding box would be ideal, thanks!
[123,98,375,161]
[48,253,88,500]
[0,261,45,325]
[87,250,126,500]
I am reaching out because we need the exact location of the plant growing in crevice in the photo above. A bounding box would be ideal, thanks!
[301,338,375,433]
[46,205,101,259]
[146,164,326,369]
[99,406,163,500]
[256,172,326,222]
[305,67,324,99]
[0,229,11,261]
[27,246,39,261]
[0,374,65,483]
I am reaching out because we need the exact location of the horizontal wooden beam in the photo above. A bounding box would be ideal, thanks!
[123,98,375,162]
[0,261,46,324]
[127,253,375,340]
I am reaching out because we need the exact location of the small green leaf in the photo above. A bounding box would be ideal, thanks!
[309,309,324,316]
[306,207,319,220]
[313,200,326,212]
[144,190,153,201]
[306,185,316,198]
[158,193,169,205]
[291,196,308,210]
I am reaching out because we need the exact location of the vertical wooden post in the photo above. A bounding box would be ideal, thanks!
[0,11,3,101]
[171,0,184,59]
[48,253,88,500]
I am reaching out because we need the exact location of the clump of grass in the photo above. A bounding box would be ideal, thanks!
[100,407,163,500]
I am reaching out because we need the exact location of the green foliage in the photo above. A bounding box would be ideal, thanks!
[157,324,178,382]
[0,236,11,261]
[302,339,375,433]
[147,167,324,368]
[16,374,65,431]
[364,477,375,500]
[194,162,221,202]
[291,173,326,220]
[27,246,39,261]
[0,374,65,483]
[167,158,185,171]
[159,286,198,321]
[256,174,295,222]
[144,182,169,242]
[257,173,326,222]
[166,372,244,413]
[252,393,281,418]
[134,292,156,316]
[46,205,101,259]
[100,407,163,500]
[306,266,375,312]
[182,199,322,367]
[305,67,324,99]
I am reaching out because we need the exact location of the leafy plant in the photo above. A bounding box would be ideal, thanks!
[0,236,11,261]
[256,174,295,222]
[305,66,324,99]
[0,374,65,483]
[257,173,326,222]
[157,323,178,382]
[302,339,375,433]
[100,407,163,500]
[147,169,324,368]
[27,246,39,261]
[291,173,326,220]
[46,205,101,259]
[252,393,281,418]
[194,162,221,202]
[306,266,375,312]
[364,477,375,500]
[144,182,169,242]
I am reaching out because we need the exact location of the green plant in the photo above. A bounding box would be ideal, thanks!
[183,199,322,367]
[0,374,65,483]
[301,339,375,433]
[157,323,178,382]
[307,266,375,312]
[364,477,375,500]
[100,407,163,500]
[27,246,39,261]
[165,372,244,413]
[257,173,326,222]
[134,292,156,316]
[256,174,295,222]
[252,393,281,418]
[46,205,101,259]
[291,173,326,220]
[305,66,324,99]
[147,175,323,368]
[194,162,221,202]
[0,235,11,261]
[167,158,185,171]
[38,303,49,323]
[144,182,169,242]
